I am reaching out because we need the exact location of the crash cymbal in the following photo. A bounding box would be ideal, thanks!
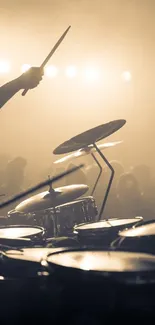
[15,184,89,213]
[53,120,126,155]
[54,141,123,164]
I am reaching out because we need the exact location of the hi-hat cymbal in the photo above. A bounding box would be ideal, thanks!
[15,184,89,213]
[54,140,123,164]
[53,120,126,155]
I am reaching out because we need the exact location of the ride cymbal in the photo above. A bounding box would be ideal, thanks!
[53,120,126,155]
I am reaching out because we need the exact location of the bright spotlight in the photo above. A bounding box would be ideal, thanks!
[84,67,100,82]
[45,65,58,78]
[122,71,132,82]
[65,65,77,78]
[21,64,31,73]
[0,60,10,73]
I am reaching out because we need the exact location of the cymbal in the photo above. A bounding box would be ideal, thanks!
[15,184,89,213]
[53,119,126,155]
[47,250,155,272]
[120,221,155,238]
[54,140,123,164]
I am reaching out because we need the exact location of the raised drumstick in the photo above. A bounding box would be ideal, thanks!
[22,26,71,96]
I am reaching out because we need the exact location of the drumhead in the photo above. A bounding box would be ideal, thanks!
[120,222,155,237]
[75,217,142,231]
[47,249,155,273]
[57,200,83,209]
[0,225,44,239]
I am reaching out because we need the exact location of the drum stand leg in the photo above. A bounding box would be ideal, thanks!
[48,181,59,237]
[92,143,115,221]
[52,206,59,237]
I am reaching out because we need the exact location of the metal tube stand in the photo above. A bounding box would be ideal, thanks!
[92,143,115,221]
[90,152,102,196]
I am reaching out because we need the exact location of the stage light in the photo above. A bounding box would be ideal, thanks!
[0,60,10,73]
[84,67,100,82]
[122,71,132,82]
[65,65,77,78]
[45,65,58,78]
[21,64,31,73]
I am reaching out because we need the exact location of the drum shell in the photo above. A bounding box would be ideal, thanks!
[112,235,155,254]
[2,248,155,321]
[112,221,155,254]
[56,196,98,237]
[8,197,98,239]
[75,218,142,247]
[45,249,155,319]
[0,225,46,247]
[0,247,67,322]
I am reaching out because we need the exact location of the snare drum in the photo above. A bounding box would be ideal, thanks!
[0,225,45,247]
[74,217,143,247]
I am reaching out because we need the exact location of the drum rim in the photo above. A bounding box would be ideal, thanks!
[3,247,69,264]
[0,225,44,232]
[56,196,95,208]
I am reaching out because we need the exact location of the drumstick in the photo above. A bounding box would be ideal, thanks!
[22,25,71,96]
[0,163,83,209]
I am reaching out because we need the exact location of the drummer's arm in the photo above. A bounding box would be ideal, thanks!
[0,78,22,109]
[0,67,43,109]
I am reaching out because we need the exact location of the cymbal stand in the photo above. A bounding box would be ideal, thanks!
[92,143,115,221]
[48,175,59,237]
[90,152,102,196]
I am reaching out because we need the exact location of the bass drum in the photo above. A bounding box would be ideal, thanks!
[74,217,143,247]
[111,219,155,254]
[44,248,155,321]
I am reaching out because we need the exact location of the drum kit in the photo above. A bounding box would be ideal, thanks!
[1,119,127,245]
[1,118,155,319]
[0,25,154,320]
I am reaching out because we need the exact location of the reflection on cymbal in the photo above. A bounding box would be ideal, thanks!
[54,141,123,164]
[53,120,126,155]
[15,184,89,213]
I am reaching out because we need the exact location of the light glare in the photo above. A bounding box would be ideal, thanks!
[21,64,31,73]
[65,65,77,78]
[45,65,58,78]
[122,71,132,82]
[84,67,100,82]
[0,60,10,73]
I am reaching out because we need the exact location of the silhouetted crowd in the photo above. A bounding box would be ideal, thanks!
[64,160,155,222]
[0,153,154,222]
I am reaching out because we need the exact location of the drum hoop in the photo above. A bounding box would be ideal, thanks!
[0,224,44,231]
[45,247,155,277]
[56,197,95,209]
